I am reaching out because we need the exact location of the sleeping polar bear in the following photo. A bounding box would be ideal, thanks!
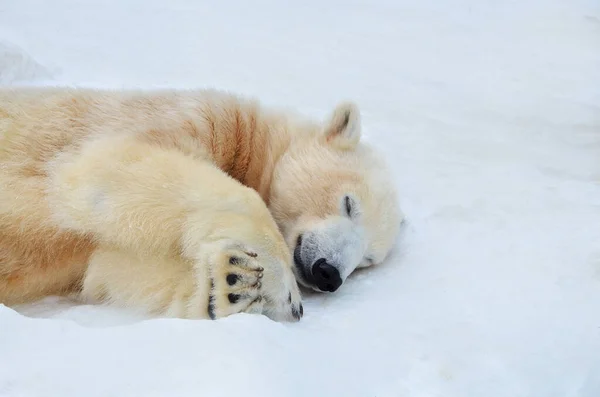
[0,87,402,322]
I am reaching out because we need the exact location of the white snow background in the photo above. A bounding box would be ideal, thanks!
[1,0,599,396]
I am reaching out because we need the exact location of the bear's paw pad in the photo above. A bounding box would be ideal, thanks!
[208,248,265,319]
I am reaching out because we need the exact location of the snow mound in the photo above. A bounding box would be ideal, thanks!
[0,41,53,84]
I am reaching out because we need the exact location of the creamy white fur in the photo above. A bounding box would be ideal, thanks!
[0,86,402,320]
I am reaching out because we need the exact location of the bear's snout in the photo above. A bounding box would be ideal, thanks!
[294,234,344,292]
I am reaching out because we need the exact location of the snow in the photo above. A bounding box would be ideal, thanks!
[0,41,53,84]
[1,0,599,396]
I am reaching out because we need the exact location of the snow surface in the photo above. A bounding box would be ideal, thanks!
[1,0,599,396]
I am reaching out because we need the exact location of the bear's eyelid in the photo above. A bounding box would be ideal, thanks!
[344,195,353,217]
[343,194,361,219]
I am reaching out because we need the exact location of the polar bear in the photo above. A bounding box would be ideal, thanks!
[0,86,402,322]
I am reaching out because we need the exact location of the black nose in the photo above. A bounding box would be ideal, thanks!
[311,259,342,292]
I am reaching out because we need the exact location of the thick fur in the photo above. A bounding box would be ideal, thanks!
[0,87,304,322]
[0,86,402,320]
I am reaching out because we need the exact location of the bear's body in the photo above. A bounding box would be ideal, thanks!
[0,87,402,322]
[0,87,308,321]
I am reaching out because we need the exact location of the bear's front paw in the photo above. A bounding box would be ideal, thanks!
[207,247,266,320]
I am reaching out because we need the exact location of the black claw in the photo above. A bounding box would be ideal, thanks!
[208,278,216,320]
[292,304,302,320]
[288,292,292,303]
[226,274,239,286]
[228,293,240,304]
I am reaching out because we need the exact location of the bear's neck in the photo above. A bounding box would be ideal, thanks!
[200,105,294,205]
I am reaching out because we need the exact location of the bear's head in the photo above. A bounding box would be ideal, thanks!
[268,102,403,293]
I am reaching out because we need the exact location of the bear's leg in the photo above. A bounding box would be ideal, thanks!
[48,136,302,321]
[48,136,264,256]
[80,244,267,320]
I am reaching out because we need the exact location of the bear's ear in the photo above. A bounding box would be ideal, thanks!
[322,102,361,149]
